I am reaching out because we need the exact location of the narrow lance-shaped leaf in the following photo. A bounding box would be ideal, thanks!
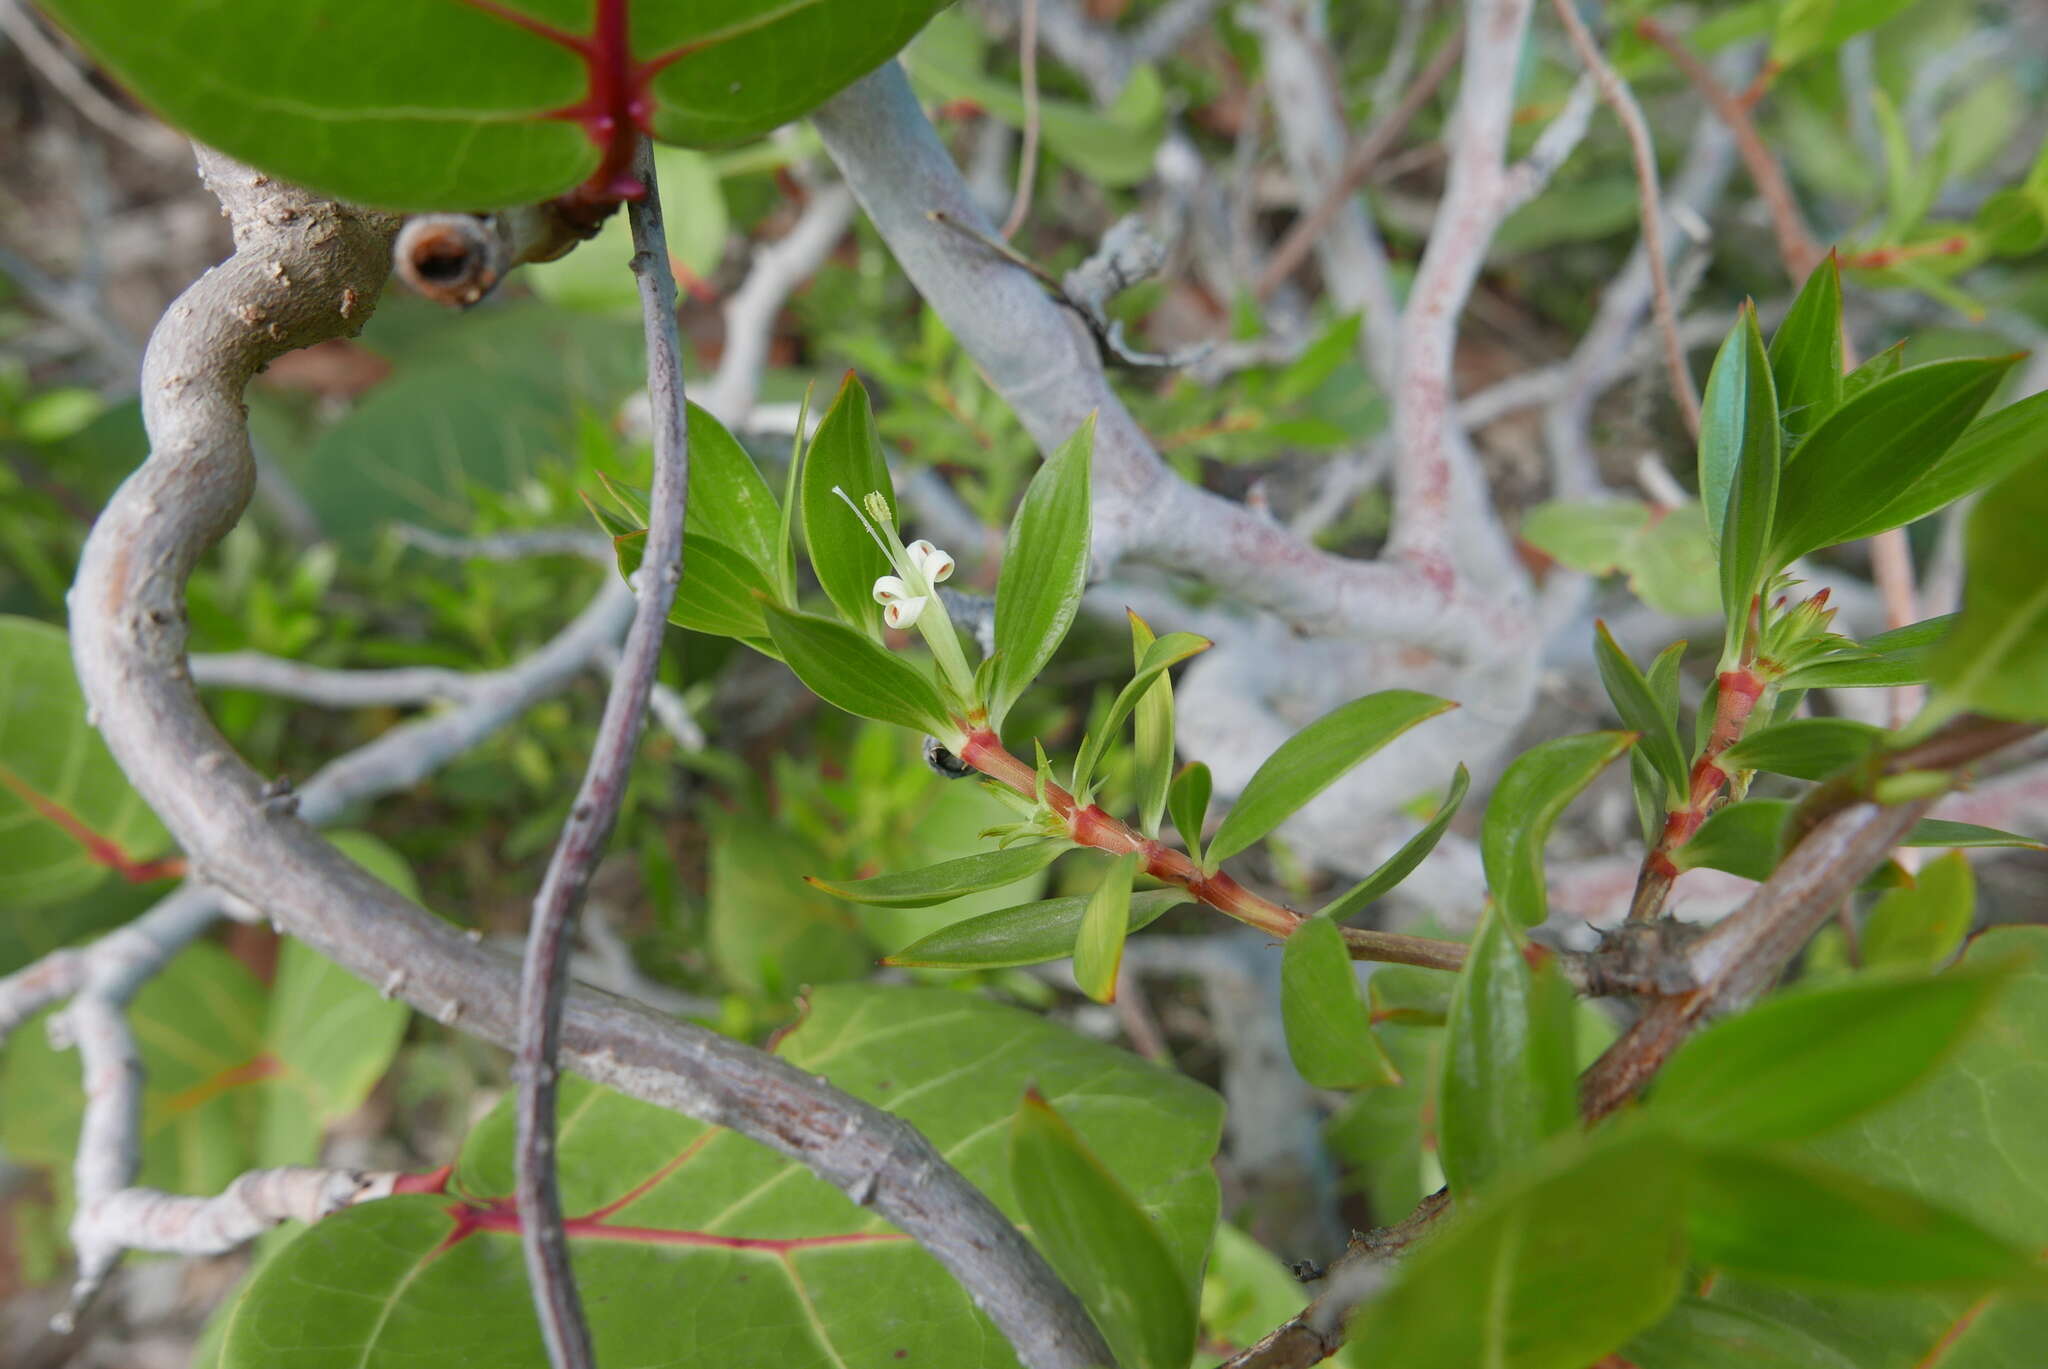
[1128,612,1175,839]
[1280,916,1401,1089]
[1769,356,2018,570]
[1069,632,1213,803]
[1678,799,2040,882]
[1482,732,1636,926]
[1778,613,1956,689]
[1073,852,1139,1003]
[1438,906,1577,1195]
[1861,849,1976,971]
[1207,691,1457,867]
[1841,338,1906,403]
[1009,1089,1199,1369]
[775,383,813,604]
[1767,254,1844,442]
[1718,716,1883,781]
[1684,1147,2044,1291]
[1922,452,2048,726]
[1831,388,2048,544]
[1595,622,1687,791]
[1317,764,1471,921]
[1348,1129,1689,1369]
[883,888,1188,969]
[1696,304,1780,654]
[1647,960,2019,1146]
[762,603,957,742]
[800,374,896,637]
[806,842,1066,909]
[682,401,782,584]
[1167,762,1212,869]
[611,528,775,643]
[990,417,1094,730]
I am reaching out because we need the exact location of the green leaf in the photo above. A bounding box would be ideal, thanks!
[1438,907,1577,1195]
[1680,801,2037,882]
[528,147,727,310]
[762,603,956,740]
[1069,632,1212,803]
[1280,916,1400,1089]
[1010,1089,1198,1369]
[989,417,1094,730]
[1647,962,2019,1146]
[1769,357,2018,568]
[1317,764,1471,921]
[219,986,1221,1369]
[1207,691,1456,866]
[1482,731,1636,925]
[1841,339,1906,403]
[1768,256,1844,442]
[800,374,897,637]
[1521,500,1720,619]
[883,888,1188,969]
[1595,623,1688,790]
[1777,614,1955,689]
[1697,305,1781,641]
[1128,613,1175,840]
[1832,389,2048,544]
[1900,819,2041,851]
[1634,927,2048,1369]
[907,12,1165,187]
[2,914,407,1218]
[681,401,783,582]
[1073,852,1139,1003]
[612,528,775,641]
[39,0,951,210]
[806,842,1066,909]
[1862,850,1976,971]
[1923,454,2048,724]
[1686,1146,2040,1291]
[706,811,869,996]
[0,615,173,909]
[1167,762,1212,869]
[1349,1128,1689,1369]
[1719,717,1884,781]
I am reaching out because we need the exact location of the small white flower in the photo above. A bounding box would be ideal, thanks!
[908,539,955,584]
[884,596,929,630]
[872,574,912,604]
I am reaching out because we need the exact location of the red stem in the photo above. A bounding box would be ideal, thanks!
[955,731,1468,972]
[1628,668,1763,922]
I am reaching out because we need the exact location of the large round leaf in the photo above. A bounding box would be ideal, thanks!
[216,985,1223,1368]
[0,616,173,910]
[37,0,952,210]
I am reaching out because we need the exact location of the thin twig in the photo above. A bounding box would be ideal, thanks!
[1636,19,1821,280]
[1551,0,1701,437]
[1255,22,1465,302]
[514,137,691,1369]
[1002,0,1043,239]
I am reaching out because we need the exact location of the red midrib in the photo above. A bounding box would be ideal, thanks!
[432,1190,910,1256]
[450,0,709,204]
[0,762,185,884]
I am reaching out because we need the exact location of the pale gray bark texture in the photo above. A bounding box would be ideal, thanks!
[63,147,1111,1369]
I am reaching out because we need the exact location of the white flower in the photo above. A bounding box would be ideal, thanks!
[884,596,929,630]
[872,574,912,605]
[907,539,955,584]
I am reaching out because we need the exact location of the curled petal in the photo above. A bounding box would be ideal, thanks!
[884,596,929,630]
[910,540,955,584]
[872,574,911,604]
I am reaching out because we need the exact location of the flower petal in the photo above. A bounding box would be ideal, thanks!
[884,596,929,629]
[872,574,911,604]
